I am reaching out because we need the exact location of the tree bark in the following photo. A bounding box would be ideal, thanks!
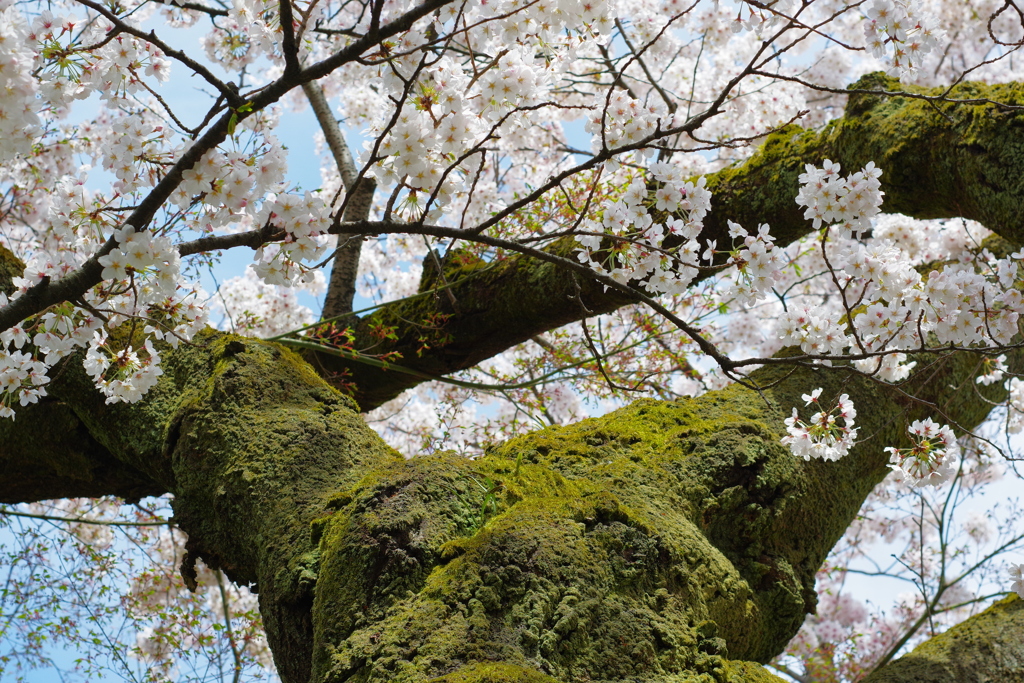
[302,79,377,320]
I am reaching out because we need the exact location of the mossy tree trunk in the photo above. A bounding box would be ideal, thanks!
[3,74,1024,682]
[1,328,1020,682]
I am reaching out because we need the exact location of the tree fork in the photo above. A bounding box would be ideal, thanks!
[306,347,1014,682]
[0,317,1006,681]
[2,74,1024,681]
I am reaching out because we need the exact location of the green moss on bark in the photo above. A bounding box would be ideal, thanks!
[46,330,401,683]
[309,337,1015,683]
[832,73,1024,239]
[0,243,25,295]
[863,595,1024,682]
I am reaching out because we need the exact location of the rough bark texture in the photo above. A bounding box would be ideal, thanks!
[305,349,1013,683]
[0,400,162,504]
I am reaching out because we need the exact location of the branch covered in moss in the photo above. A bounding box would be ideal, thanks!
[27,331,403,683]
[0,400,164,504]
[863,595,1024,682]
[302,73,1024,410]
[306,346,1014,682]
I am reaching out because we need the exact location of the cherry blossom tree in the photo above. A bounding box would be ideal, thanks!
[1,0,1024,680]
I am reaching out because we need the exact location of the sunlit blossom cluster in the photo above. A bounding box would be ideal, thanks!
[976,354,1008,386]
[885,418,959,487]
[781,388,858,462]
[84,333,164,404]
[0,221,206,409]
[101,117,173,193]
[29,11,170,108]
[204,5,270,70]
[252,192,332,287]
[172,133,289,227]
[795,159,884,234]
[781,161,1023,393]
[1010,563,1024,599]
[0,347,46,418]
[575,165,711,293]
[863,0,943,78]
[721,220,785,306]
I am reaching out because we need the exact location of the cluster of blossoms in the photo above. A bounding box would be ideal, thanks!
[172,131,290,232]
[795,159,883,234]
[976,354,1008,386]
[252,192,332,287]
[884,418,959,487]
[371,105,465,219]
[98,226,180,291]
[28,12,170,108]
[100,117,173,194]
[0,219,206,409]
[584,91,665,153]
[205,0,281,70]
[781,388,858,462]
[0,297,98,413]
[0,1,40,163]
[0,348,47,418]
[477,48,552,121]
[721,221,785,306]
[725,78,808,140]
[777,304,853,357]
[364,44,544,221]
[575,164,711,293]
[482,0,614,43]
[0,292,201,410]
[776,161,1024,470]
[1011,564,1024,599]
[83,334,163,404]
[781,161,1022,384]
[863,0,943,78]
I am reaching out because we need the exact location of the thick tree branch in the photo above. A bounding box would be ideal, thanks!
[7,293,1009,683]
[294,73,1024,410]
[39,330,400,683]
[863,595,1024,682]
[304,344,1015,681]
[0,400,164,504]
